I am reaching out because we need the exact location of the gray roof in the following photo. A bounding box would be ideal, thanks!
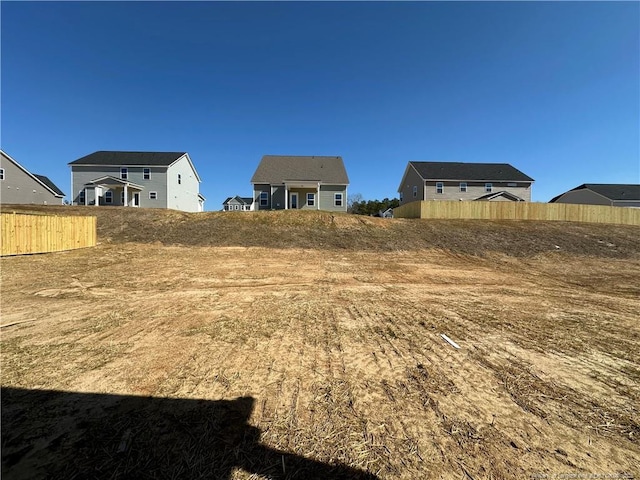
[251,155,349,185]
[223,196,253,205]
[33,174,65,196]
[409,161,534,182]
[69,151,186,166]
[550,184,640,202]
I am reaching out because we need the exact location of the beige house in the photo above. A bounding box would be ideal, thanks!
[398,161,534,205]
[549,184,640,208]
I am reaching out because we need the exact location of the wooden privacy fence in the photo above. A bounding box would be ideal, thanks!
[1,212,97,256]
[394,200,640,226]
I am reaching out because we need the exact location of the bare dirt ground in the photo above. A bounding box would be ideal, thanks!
[1,209,639,479]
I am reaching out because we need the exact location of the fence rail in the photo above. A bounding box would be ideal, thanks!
[1,212,97,256]
[393,201,640,226]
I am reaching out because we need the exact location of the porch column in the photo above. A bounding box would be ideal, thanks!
[124,184,128,207]
[317,183,320,210]
[285,185,288,210]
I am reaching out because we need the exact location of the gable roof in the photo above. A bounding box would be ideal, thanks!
[69,151,187,166]
[408,161,534,182]
[223,196,253,205]
[550,184,640,202]
[33,174,65,196]
[1,150,65,197]
[251,155,349,185]
[474,190,525,202]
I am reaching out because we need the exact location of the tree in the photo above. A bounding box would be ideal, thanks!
[347,193,363,213]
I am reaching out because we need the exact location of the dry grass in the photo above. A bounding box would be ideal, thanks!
[1,208,639,479]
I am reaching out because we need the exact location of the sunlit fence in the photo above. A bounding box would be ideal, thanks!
[1,212,97,256]
[393,201,640,225]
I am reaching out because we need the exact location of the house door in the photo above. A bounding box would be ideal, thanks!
[133,193,140,207]
[290,193,298,209]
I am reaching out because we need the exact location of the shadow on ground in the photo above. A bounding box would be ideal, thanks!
[2,387,379,479]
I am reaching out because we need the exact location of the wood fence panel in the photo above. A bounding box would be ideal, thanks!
[0,213,97,256]
[394,201,640,225]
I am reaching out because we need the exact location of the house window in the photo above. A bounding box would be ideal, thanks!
[260,191,268,207]
[307,193,315,207]
[121,191,125,205]
[177,174,182,185]
[436,182,444,194]
[485,183,493,193]
[399,192,403,201]
[0,168,4,180]
[334,193,343,207]
[143,168,151,180]
[79,189,85,205]
[235,205,239,210]
[413,186,417,197]
[149,191,157,200]
[105,191,113,204]
[120,168,128,180]
[460,182,467,192]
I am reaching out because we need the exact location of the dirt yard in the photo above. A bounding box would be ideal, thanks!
[1,211,639,479]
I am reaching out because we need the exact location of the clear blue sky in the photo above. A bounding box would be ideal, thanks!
[2,1,638,209]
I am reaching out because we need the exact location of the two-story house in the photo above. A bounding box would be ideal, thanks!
[1,150,65,205]
[223,196,254,211]
[69,151,205,212]
[398,161,534,205]
[251,155,349,212]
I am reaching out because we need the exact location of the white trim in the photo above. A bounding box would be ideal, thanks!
[485,183,493,193]
[120,167,128,180]
[459,182,467,192]
[143,167,151,180]
[334,192,343,207]
[307,192,315,207]
[0,168,4,180]
[436,182,444,194]
[149,191,158,200]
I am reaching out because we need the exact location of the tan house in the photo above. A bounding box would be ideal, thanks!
[549,184,640,208]
[251,155,349,212]
[398,161,534,205]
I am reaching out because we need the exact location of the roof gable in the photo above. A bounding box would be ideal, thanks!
[251,155,349,185]
[69,151,187,167]
[1,150,65,197]
[408,161,534,182]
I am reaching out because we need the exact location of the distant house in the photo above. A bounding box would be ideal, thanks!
[0,150,65,205]
[223,196,253,211]
[549,184,640,208]
[373,208,394,218]
[250,155,349,212]
[398,161,534,205]
[69,151,204,212]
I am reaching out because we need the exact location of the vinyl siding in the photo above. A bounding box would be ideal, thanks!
[1,155,62,205]
[253,184,271,210]
[424,181,532,202]
[552,189,612,206]
[319,185,347,212]
[398,166,425,205]
[71,165,168,207]
[166,156,201,212]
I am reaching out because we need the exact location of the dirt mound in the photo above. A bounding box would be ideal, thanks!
[3,204,639,258]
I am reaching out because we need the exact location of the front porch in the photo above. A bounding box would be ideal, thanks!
[283,181,320,210]
[83,176,144,207]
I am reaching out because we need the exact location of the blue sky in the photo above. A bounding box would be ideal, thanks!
[2,1,638,209]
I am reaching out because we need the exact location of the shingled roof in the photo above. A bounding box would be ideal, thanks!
[33,174,65,196]
[409,162,534,182]
[550,184,640,202]
[69,151,187,166]
[251,155,349,185]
